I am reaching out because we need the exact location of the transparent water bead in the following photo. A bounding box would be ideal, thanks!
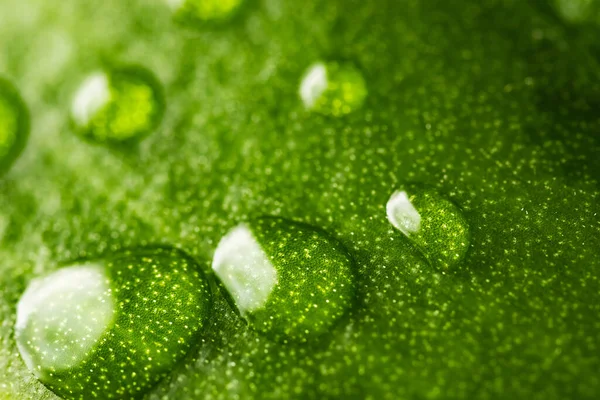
[15,247,212,399]
[0,79,28,174]
[71,66,164,143]
[212,217,356,342]
[386,185,471,269]
[299,61,367,117]
[168,0,245,23]
[553,0,599,23]
[16,265,115,376]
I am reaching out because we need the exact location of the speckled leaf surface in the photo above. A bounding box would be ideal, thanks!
[1,0,600,399]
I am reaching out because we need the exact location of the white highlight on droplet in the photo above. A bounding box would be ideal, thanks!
[15,264,115,378]
[71,73,111,127]
[212,224,278,314]
[299,63,328,109]
[386,190,422,236]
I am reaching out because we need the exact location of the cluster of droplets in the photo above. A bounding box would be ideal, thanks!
[14,218,359,398]
[2,50,367,176]
[8,1,475,399]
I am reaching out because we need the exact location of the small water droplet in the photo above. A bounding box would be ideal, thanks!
[553,0,598,23]
[212,217,356,342]
[386,185,471,269]
[299,61,367,117]
[0,79,28,174]
[71,66,165,143]
[15,247,211,399]
[168,0,245,23]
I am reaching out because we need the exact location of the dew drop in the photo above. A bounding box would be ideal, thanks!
[0,79,28,175]
[299,61,367,117]
[386,185,471,269]
[167,0,245,23]
[15,247,211,399]
[553,0,598,23]
[212,217,356,342]
[71,65,165,143]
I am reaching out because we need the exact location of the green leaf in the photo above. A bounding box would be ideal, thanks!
[1,0,599,399]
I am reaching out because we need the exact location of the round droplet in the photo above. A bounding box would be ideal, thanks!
[212,217,356,342]
[15,247,211,399]
[386,185,471,269]
[553,0,598,23]
[0,79,28,174]
[299,61,367,116]
[167,0,245,23]
[71,66,164,143]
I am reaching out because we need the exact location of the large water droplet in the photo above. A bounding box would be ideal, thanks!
[167,0,245,23]
[15,247,211,399]
[553,0,598,23]
[212,217,356,342]
[0,79,28,174]
[386,185,471,269]
[71,66,165,143]
[299,61,367,117]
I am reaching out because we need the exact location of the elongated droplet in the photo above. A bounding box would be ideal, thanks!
[168,0,245,23]
[212,217,356,342]
[299,61,367,116]
[15,247,211,400]
[0,79,28,175]
[387,185,471,269]
[71,66,164,143]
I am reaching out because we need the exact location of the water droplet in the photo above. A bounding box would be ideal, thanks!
[71,66,165,143]
[0,79,28,174]
[386,185,471,269]
[212,217,356,342]
[553,0,598,23]
[168,0,245,23]
[299,61,367,117]
[15,247,211,399]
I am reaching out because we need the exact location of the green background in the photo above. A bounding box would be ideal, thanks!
[1,0,599,399]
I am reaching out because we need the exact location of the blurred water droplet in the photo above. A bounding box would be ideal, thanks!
[168,0,245,23]
[0,79,28,175]
[299,61,367,117]
[71,66,164,143]
[212,217,356,342]
[15,247,211,399]
[554,0,598,23]
[387,185,471,269]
